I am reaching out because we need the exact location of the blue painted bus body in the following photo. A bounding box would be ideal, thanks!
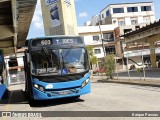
[25,36,91,100]
[32,72,90,100]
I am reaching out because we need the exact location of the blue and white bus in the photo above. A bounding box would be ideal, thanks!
[24,36,90,101]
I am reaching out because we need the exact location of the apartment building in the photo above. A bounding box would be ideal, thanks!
[100,2,155,26]
[78,24,120,68]
[91,15,100,26]
[81,2,156,70]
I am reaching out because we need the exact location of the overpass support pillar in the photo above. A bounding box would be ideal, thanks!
[149,41,157,68]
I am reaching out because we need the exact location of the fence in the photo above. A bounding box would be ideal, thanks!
[115,47,160,80]
[9,69,25,85]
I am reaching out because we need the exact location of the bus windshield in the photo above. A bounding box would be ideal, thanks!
[31,48,88,75]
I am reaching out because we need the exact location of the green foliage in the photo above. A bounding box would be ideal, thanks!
[90,56,98,65]
[86,46,94,57]
[104,54,115,79]
[136,68,142,80]
[86,46,98,65]
[136,68,141,74]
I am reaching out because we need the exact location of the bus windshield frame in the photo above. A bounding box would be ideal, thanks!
[30,47,89,76]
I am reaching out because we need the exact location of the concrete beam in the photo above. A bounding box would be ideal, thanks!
[0,39,14,48]
[149,41,157,68]
[17,0,37,48]
[125,26,160,43]
[0,47,15,55]
[148,34,160,43]
[11,0,18,54]
[11,0,18,33]
[0,25,14,39]
[0,0,10,3]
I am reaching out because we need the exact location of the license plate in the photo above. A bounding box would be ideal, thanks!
[58,91,70,95]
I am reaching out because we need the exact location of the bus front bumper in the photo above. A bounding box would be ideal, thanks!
[33,82,90,100]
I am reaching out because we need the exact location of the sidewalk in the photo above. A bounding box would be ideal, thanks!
[90,75,160,87]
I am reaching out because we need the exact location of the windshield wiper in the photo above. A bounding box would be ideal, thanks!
[42,47,50,63]
[61,52,65,69]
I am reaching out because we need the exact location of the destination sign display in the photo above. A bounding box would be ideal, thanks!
[31,38,83,47]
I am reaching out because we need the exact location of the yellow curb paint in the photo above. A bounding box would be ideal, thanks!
[3,91,12,120]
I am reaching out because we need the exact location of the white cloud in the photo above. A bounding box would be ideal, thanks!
[35,22,43,29]
[32,15,41,22]
[79,12,88,18]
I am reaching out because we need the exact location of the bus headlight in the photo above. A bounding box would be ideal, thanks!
[81,78,90,88]
[33,84,45,92]
[34,84,38,89]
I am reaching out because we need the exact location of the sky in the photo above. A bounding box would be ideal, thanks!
[27,0,160,39]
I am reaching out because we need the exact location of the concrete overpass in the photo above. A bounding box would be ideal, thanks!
[123,20,160,68]
[0,0,37,55]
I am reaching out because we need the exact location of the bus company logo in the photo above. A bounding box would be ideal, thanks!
[45,0,59,5]
[2,112,11,117]
[46,84,54,89]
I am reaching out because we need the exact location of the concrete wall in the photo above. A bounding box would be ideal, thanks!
[17,53,24,67]
[102,16,112,25]
[41,0,78,36]
[100,5,111,21]
[82,35,105,58]
[78,24,116,34]
[93,47,104,58]
[82,36,96,45]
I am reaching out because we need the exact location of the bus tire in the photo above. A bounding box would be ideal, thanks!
[25,83,29,99]
[28,87,35,106]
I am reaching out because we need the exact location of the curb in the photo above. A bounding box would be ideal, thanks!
[97,79,160,87]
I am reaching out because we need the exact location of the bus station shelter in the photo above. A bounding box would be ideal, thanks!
[123,20,160,68]
[0,0,37,55]
[0,0,37,99]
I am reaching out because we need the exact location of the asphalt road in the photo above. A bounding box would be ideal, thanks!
[0,82,160,120]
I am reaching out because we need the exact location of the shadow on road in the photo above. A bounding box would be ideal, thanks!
[0,89,85,108]
[0,89,28,104]
[29,97,84,108]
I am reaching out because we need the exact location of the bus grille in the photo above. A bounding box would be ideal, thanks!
[42,74,83,82]
[49,89,79,96]
[34,71,88,83]
[45,86,80,91]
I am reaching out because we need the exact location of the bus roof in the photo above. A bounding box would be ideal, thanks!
[27,35,82,40]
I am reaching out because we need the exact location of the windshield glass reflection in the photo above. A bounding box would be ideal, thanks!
[61,48,87,74]
[31,48,88,75]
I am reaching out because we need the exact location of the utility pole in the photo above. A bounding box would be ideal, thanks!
[98,22,106,58]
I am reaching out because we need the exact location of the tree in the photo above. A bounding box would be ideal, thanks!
[86,46,94,57]
[86,46,98,69]
[104,54,115,79]
[136,68,142,80]
[90,56,98,65]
